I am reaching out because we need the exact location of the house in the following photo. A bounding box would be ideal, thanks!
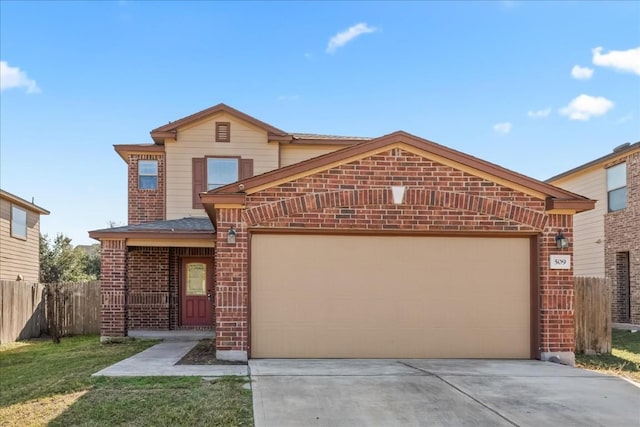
[90,103,595,365]
[0,189,50,282]
[548,142,639,324]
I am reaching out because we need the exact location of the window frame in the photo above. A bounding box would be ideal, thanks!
[11,204,27,240]
[138,159,158,190]
[606,162,627,212]
[215,122,231,143]
[205,156,240,190]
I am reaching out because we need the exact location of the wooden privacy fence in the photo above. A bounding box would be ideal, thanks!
[575,276,611,354]
[0,280,100,344]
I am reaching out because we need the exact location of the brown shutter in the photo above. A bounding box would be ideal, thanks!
[239,158,254,180]
[192,157,205,209]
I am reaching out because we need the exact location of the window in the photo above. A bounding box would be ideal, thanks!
[607,163,626,212]
[207,157,238,190]
[138,160,158,190]
[192,157,253,208]
[11,205,27,239]
[215,122,230,142]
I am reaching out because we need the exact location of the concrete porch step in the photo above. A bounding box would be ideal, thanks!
[128,330,215,341]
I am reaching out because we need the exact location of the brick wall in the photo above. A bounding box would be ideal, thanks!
[100,239,127,338]
[127,247,170,330]
[128,153,165,225]
[605,151,639,323]
[215,149,576,357]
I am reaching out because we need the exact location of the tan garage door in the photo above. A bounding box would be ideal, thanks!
[251,234,531,358]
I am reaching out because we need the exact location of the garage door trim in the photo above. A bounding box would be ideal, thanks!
[247,229,541,360]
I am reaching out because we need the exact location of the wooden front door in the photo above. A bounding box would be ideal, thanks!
[181,257,214,326]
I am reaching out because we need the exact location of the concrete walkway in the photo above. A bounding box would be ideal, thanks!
[613,322,640,331]
[92,334,248,377]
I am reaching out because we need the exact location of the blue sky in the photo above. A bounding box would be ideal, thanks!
[1,1,639,245]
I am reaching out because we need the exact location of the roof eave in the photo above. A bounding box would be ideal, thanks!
[150,131,176,144]
[88,230,215,241]
[545,198,597,213]
[0,190,50,215]
[546,142,640,183]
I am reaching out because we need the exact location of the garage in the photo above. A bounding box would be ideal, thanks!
[251,233,531,359]
[203,131,595,363]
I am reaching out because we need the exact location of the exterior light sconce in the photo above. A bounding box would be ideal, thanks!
[555,230,569,249]
[227,226,237,244]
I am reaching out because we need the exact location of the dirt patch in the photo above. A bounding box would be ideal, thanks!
[177,339,247,365]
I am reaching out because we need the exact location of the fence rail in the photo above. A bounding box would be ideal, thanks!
[575,276,611,354]
[0,280,100,344]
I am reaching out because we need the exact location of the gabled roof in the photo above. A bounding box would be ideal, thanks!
[150,103,288,143]
[89,217,214,240]
[546,141,640,183]
[201,131,595,213]
[0,189,50,215]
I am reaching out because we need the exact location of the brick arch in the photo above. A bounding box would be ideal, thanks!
[243,188,547,230]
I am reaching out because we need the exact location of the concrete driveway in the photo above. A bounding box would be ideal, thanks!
[249,359,640,427]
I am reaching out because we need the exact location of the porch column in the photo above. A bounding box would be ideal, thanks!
[539,214,575,365]
[215,208,248,361]
[100,238,128,342]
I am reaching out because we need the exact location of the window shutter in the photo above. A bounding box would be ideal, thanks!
[239,158,254,180]
[192,157,205,209]
[215,122,230,142]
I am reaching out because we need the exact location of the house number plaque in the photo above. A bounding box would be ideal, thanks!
[549,255,571,270]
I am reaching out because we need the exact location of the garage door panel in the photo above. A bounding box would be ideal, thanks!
[251,234,530,358]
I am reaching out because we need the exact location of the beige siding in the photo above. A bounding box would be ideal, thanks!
[280,145,345,167]
[551,168,606,277]
[0,199,41,282]
[165,112,279,219]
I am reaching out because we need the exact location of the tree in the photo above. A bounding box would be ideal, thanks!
[40,233,100,283]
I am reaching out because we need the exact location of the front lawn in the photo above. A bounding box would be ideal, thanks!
[575,329,640,382]
[0,335,253,426]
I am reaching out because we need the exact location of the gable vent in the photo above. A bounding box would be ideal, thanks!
[216,122,231,142]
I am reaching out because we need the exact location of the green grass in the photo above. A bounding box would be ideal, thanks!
[575,329,640,382]
[0,335,253,426]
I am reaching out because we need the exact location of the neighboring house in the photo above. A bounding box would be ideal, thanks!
[548,142,639,324]
[0,190,50,282]
[90,103,594,364]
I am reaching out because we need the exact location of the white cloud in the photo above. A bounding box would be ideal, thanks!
[493,122,512,134]
[571,65,594,80]
[559,94,614,121]
[304,52,313,60]
[326,23,377,54]
[527,108,551,119]
[592,46,640,75]
[0,61,40,93]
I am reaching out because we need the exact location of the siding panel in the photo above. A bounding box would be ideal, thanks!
[165,112,279,219]
[280,145,344,167]
[552,168,606,277]
[0,199,41,282]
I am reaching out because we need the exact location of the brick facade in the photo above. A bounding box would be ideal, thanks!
[99,245,215,337]
[605,151,639,323]
[128,153,165,225]
[215,149,576,360]
[127,247,170,330]
[100,239,127,339]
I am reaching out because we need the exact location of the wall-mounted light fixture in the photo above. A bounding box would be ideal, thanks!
[227,226,237,244]
[555,230,569,249]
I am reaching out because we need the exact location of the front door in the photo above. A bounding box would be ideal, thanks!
[181,257,214,326]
